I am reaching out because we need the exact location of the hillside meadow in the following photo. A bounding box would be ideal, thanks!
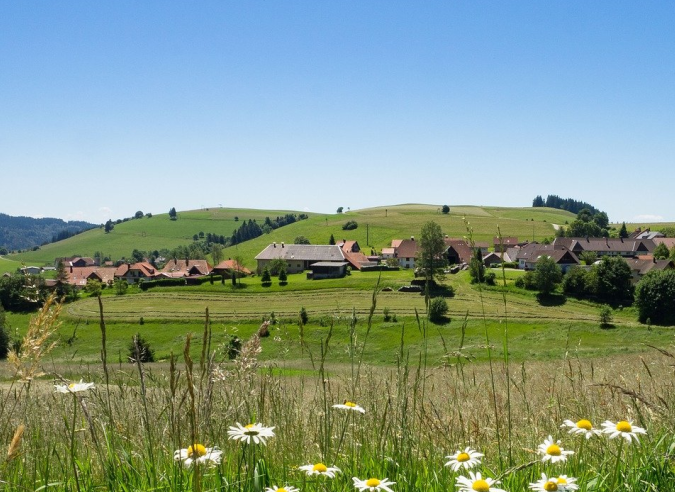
[4,204,577,272]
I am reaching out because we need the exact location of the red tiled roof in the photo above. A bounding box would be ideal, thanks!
[213,260,252,275]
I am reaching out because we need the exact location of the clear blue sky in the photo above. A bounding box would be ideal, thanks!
[1,2,673,224]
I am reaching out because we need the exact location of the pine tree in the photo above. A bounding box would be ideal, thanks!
[329,234,335,245]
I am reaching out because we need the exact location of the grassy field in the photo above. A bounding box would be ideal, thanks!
[4,204,577,272]
[3,268,672,367]
[1,296,674,491]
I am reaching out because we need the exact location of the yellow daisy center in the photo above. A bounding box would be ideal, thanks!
[187,444,206,458]
[616,421,632,433]
[556,477,567,485]
[544,481,558,491]
[313,463,328,473]
[457,452,471,462]
[244,424,259,436]
[277,489,287,492]
[472,479,490,492]
[345,401,357,407]
[576,419,592,430]
[546,444,561,456]
[366,478,381,487]
[68,383,76,389]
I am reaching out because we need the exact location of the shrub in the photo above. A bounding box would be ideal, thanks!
[226,335,242,359]
[635,270,675,325]
[515,271,537,290]
[383,307,391,322]
[342,220,358,231]
[599,305,613,327]
[278,267,288,286]
[299,307,308,325]
[428,297,449,323]
[484,270,496,286]
[128,333,155,363]
[261,267,272,287]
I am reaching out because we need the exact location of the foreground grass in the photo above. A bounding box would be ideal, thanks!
[1,298,674,491]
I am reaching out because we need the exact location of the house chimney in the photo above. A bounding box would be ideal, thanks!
[273,242,276,248]
[70,266,73,273]
[411,236,415,241]
[281,242,284,248]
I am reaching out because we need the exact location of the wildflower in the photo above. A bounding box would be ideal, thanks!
[353,477,396,492]
[561,419,601,439]
[333,401,366,414]
[54,380,95,393]
[227,422,275,445]
[455,471,506,492]
[537,435,574,463]
[174,444,222,467]
[601,420,646,443]
[529,473,578,492]
[298,462,341,478]
[445,447,483,471]
[265,487,299,492]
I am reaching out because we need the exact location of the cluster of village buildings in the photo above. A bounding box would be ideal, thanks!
[18,229,675,288]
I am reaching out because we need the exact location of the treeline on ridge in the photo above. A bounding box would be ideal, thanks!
[532,195,602,216]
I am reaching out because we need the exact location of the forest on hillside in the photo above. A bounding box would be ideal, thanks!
[0,213,97,252]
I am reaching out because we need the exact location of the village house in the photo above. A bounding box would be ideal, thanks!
[55,256,97,268]
[64,265,117,288]
[116,262,158,284]
[625,258,675,283]
[159,259,212,278]
[482,251,514,266]
[552,237,655,258]
[494,237,519,253]
[255,243,345,274]
[212,259,252,278]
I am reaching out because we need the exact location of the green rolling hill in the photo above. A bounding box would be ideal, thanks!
[5,204,576,272]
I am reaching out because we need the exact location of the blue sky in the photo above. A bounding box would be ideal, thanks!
[1,2,673,224]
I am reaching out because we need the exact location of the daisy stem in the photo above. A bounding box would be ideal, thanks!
[609,439,624,491]
[69,392,82,492]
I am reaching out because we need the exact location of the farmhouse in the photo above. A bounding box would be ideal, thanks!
[255,243,345,274]
[443,239,473,265]
[522,248,580,272]
[553,237,655,258]
[336,239,376,270]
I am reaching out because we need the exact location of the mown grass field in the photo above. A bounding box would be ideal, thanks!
[4,269,673,368]
[4,204,577,272]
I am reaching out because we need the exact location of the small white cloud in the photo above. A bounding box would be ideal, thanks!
[632,214,664,222]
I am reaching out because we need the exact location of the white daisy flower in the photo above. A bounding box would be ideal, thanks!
[455,471,506,492]
[227,422,275,445]
[298,462,341,478]
[561,419,601,439]
[353,477,396,492]
[529,473,578,492]
[54,380,95,393]
[444,447,484,471]
[174,444,222,468]
[537,435,574,463]
[265,486,299,492]
[333,401,366,414]
[601,420,646,443]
